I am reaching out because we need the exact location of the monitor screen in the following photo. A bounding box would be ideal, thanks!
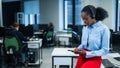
[33,24,39,32]
[0,27,5,37]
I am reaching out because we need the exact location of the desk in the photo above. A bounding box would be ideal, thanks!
[51,48,78,68]
[56,33,72,46]
[0,40,2,43]
[24,39,42,66]
[34,32,43,38]
[0,40,2,56]
[102,53,120,68]
[34,32,43,35]
[0,39,3,56]
[51,48,120,68]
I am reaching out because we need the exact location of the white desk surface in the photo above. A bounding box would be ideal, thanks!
[56,34,72,38]
[52,48,78,57]
[25,39,42,43]
[23,39,42,47]
[0,40,2,43]
[0,39,42,43]
[34,32,43,34]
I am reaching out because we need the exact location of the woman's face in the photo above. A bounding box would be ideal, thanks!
[81,12,94,25]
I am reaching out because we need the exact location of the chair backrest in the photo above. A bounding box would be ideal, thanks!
[45,31,54,44]
[3,28,21,53]
[4,36,19,52]
[46,31,53,38]
[72,31,81,44]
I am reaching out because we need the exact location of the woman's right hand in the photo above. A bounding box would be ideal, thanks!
[73,48,80,54]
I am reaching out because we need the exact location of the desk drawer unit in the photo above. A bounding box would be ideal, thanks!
[28,43,39,48]
[53,57,72,68]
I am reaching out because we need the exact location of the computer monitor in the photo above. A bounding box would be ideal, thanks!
[77,25,83,36]
[0,27,5,37]
[33,24,39,32]
[24,25,33,38]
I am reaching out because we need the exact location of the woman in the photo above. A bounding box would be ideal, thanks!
[73,5,110,68]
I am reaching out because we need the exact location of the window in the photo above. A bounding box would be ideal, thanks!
[64,0,72,29]
[118,0,120,31]
[64,0,82,29]
[75,0,82,25]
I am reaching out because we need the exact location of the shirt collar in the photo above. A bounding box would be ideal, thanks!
[88,21,102,28]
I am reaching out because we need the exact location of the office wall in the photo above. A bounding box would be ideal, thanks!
[100,0,116,31]
[40,0,63,31]
[81,0,100,7]
[24,0,40,14]
[81,0,116,31]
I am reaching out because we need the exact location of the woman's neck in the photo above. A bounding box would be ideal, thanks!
[89,19,97,26]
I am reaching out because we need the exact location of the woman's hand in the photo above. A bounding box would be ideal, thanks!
[73,48,80,54]
[73,48,86,55]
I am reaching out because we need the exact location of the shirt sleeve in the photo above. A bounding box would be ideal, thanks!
[86,27,110,58]
[77,26,88,49]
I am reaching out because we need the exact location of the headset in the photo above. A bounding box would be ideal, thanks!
[88,6,95,19]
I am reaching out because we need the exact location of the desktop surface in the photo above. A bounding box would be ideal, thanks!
[52,48,78,57]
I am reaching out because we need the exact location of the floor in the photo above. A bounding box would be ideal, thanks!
[40,47,54,68]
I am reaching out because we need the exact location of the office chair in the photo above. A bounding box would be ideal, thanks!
[72,31,81,47]
[3,28,26,68]
[44,31,54,47]
[109,29,114,52]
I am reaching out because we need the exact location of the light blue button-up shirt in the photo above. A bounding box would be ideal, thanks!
[78,21,110,58]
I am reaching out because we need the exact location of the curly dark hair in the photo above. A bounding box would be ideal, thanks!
[82,5,108,21]
[95,7,108,21]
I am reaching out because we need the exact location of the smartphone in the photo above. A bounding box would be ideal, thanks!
[68,50,74,52]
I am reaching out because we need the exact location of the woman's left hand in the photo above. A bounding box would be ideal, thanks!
[78,49,86,55]
[73,48,86,55]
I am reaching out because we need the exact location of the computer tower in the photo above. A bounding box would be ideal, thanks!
[27,48,39,63]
